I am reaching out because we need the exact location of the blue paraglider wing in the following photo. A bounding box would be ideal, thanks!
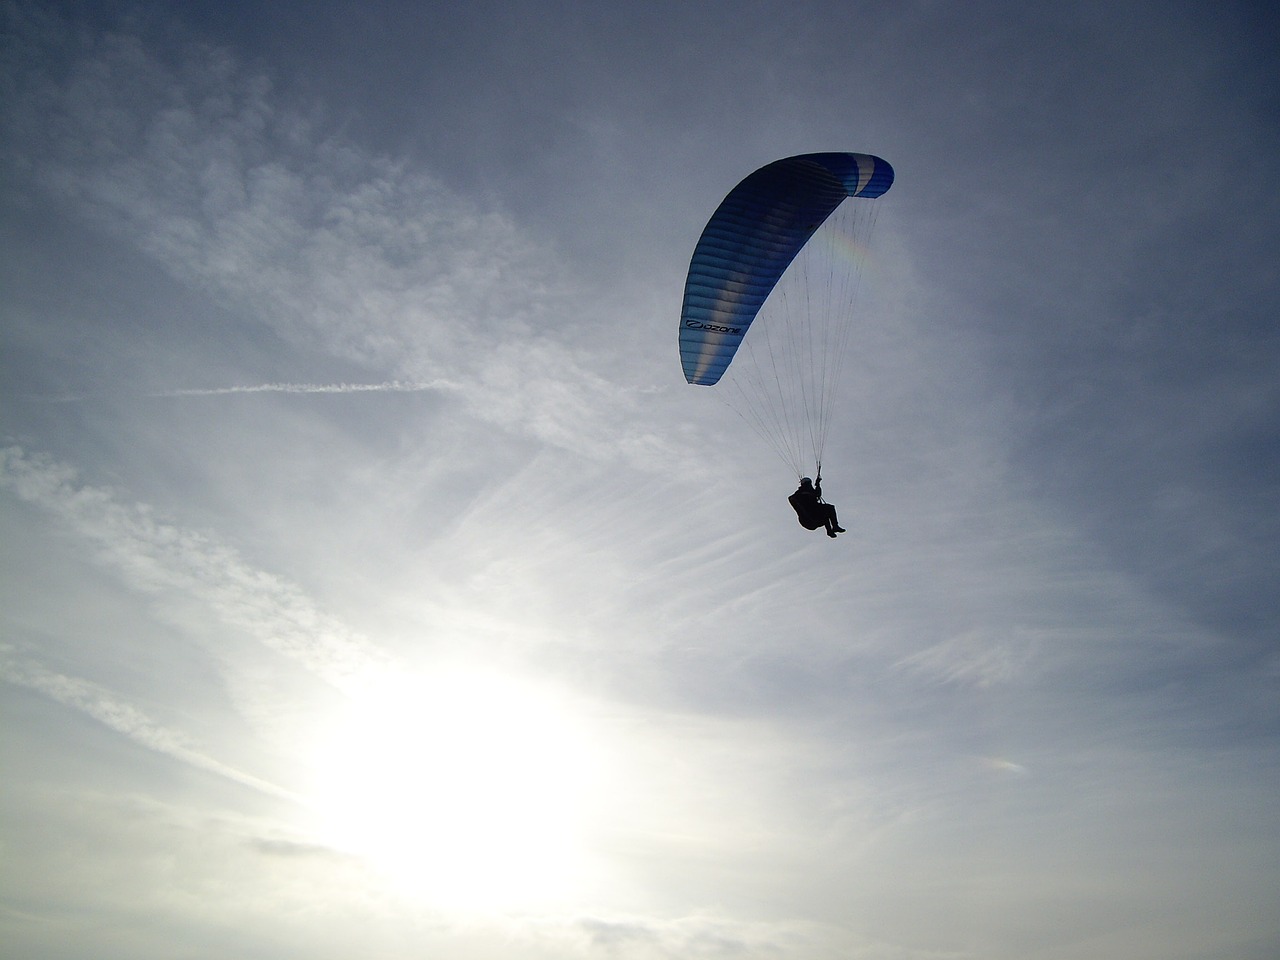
[679,153,894,386]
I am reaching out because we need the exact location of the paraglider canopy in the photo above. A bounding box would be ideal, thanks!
[679,153,893,387]
[677,152,894,479]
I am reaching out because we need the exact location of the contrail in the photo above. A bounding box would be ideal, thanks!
[28,379,460,403]
[146,379,459,398]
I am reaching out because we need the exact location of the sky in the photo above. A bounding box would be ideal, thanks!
[2,1,1278,958]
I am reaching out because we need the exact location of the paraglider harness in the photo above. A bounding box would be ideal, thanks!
[788,467,845,537]
[788,469,826,530]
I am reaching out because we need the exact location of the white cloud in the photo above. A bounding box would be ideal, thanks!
[0,644,295,799]
[1,8,673,464]
[0,445,389,691]
[894,628,1038,688]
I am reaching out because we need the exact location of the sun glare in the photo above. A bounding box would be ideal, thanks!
[303,667,600,909]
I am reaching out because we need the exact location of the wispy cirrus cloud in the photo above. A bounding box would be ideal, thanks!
[0,445,390,691]
[894,628,1039,689]
[0,645,297,800]
[1,5,669,464]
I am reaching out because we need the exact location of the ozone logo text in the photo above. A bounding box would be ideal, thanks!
[683,319,743,336]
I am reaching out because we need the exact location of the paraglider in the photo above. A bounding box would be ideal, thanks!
[678,152,894,535]
[788,475,845,538]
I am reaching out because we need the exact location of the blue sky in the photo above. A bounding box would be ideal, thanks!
[2,2,1278,958]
